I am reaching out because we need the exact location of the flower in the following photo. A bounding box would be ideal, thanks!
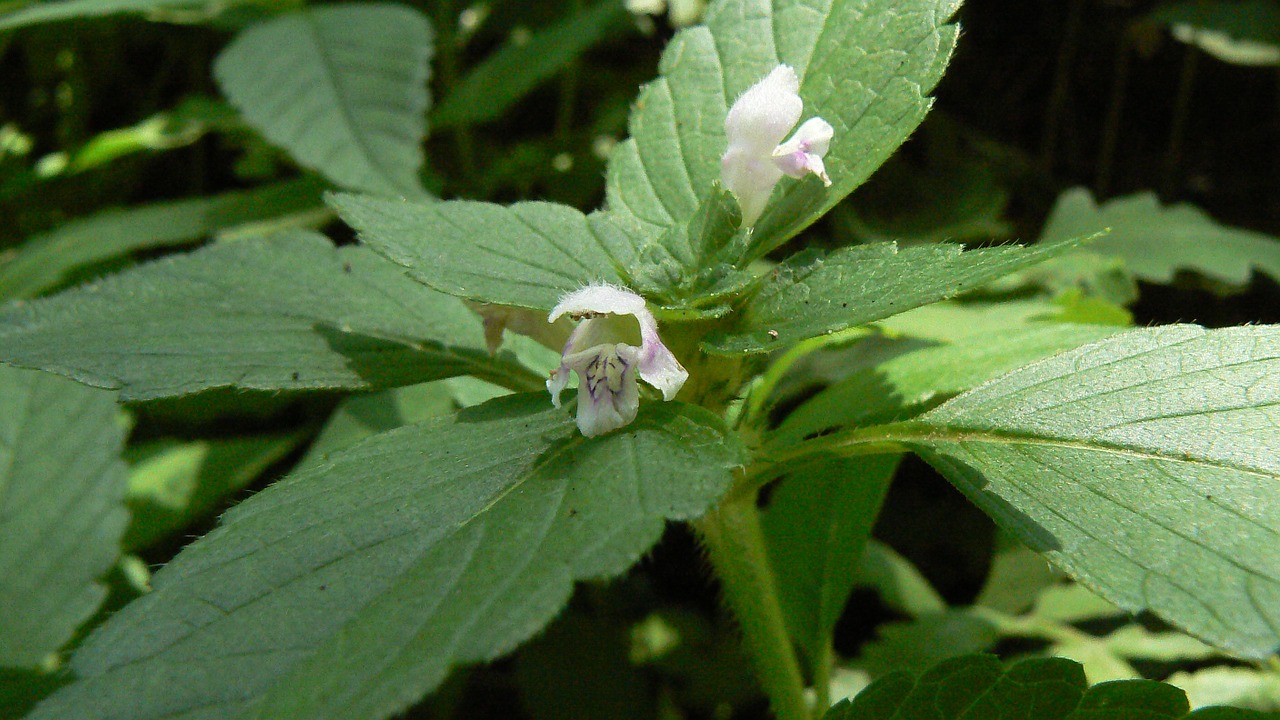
[546,283,689,437]
[720,64,834,225]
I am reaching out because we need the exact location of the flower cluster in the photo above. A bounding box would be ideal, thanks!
[720,64,833,225]
[545,64,831,436]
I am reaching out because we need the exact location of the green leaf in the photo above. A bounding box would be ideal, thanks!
[855,540,947,619]
[0,0,219,31]
[887,325,1280,657]
[123,433,305,551]
[1042,189,1280,288]
[0,366,128,667]
[214,4,433,197]
[705,236,1089,354]
[832,655,1083,719]
[859,611,999,678]
[0,231,534,400]
[762,454,898,667]
[773,322,1121,446]
[432,1,629,129]
[830,654,1277,720]
[604,0,961,257]
[331,193,634,310]
[29,395,740,720]
[0,178,325,301]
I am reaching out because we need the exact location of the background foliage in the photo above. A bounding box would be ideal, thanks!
[0,0,1278,718]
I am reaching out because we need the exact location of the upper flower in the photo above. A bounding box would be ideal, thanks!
[720,64,834,226]
[546,284,689,437]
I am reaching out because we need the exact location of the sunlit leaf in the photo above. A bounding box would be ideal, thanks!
[332,193,634,310]
[1042,189,1280,288]
[29,396,739,720]
[893,325,1280,657]
[605,0,961,259]
[706,235,1088,355]
[0,232,537,400]
[214,4,433,197]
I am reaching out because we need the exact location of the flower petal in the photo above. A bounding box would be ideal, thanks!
[569,344,640,437]
[548,283,648,323]
[634,310,689,401]
[772,117,834,186]
[724,65,803,154]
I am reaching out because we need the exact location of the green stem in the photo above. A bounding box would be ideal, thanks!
[696,495,809,720]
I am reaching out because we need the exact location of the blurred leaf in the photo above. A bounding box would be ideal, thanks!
[854,540,947,619]
[604,0,961,259]
[0,0,221,30]
[214,4,433,197]
[123,433,304,550]
[897,325,1280,657]
[762,454,899,667]
[517,612,657,720]
[832,654,1278,720]
[1042,188,1280,289]
[0,231,539,400]
[0,366,128,667]
[1168,667,1280,712]
[0,177,325,301]
[859,611,999,678]
[29,396,739,720]
[1032,583,1123,624]
[976,544,1058,615]
[433,1,629,128]
[1152,0,1280,65]
[1100,625,1218,663]
[295,381,457,472]
[332,193,635,310]
[704,235,1090,354]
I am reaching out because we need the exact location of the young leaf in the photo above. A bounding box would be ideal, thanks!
[885,325,1280,657]
[0,178,325,301]
[432,0,629,129]
[829,654,1275,720]
[1042,188,1280,288]
[0,231,535,400]
[705,235,1088,355]
[214,4,433,198]
[0,366,128,667]
[28,396,740,720]
[604,0,960,256]
[331,193,635,310]
[761,454,899,668]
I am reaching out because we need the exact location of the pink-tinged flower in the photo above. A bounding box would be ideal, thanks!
[721,64,834,225]
[546,283,688,437]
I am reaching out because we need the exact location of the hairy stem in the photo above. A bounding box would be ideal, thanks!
[696,493,809,720]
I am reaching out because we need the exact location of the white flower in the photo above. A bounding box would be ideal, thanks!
[720,64,834,226]
[546,283,689,437]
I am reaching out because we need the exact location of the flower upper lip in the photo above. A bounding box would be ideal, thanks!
[721,64,834,226]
